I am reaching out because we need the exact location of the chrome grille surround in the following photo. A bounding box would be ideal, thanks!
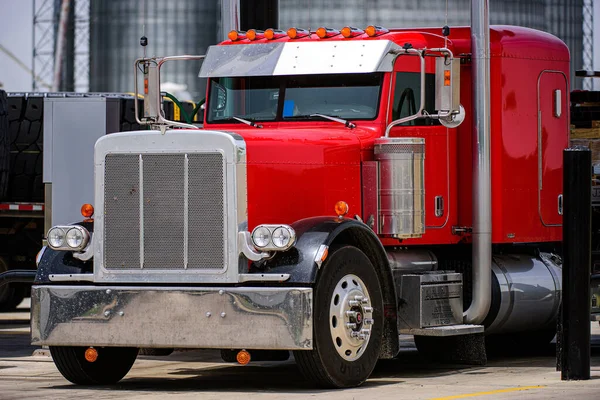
[94,130,246,283]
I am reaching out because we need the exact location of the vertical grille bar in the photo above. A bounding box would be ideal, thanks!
[139,154,144,269]
[183,154,189,269]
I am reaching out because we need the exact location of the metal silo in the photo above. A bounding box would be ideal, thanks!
[279,0,584,88]
[89,0,218,98]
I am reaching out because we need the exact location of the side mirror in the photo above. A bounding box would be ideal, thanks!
[435,56,464,128]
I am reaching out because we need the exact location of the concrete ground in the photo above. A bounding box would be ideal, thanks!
[2,299,600,400]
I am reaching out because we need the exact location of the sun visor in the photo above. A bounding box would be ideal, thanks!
[199,40,400,78]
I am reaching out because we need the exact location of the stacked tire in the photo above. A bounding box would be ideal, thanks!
[0,90,9,200]
[6,93,44,202]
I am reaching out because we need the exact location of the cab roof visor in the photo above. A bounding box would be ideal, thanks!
[198,40,401,78]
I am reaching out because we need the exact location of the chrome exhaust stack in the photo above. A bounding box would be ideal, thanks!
[465,0,492,324]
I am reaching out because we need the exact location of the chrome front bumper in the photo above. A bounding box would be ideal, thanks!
[31,285,313,350]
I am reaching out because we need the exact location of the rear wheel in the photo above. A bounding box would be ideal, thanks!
[294,245,383,388]
[50,346,138,385]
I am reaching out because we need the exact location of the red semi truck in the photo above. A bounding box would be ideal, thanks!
[30,6,567,388]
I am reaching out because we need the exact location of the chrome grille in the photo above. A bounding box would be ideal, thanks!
[103,152,225,271]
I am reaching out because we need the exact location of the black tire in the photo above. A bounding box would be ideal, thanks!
[0,256,26,312]
[50,346,138,385]
[293,245,383,388]
[139,348,174,356]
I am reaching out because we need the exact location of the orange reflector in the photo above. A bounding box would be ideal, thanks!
[287,27,298,39]
[321,247,329,262]
[444,70,451,86]
[316,27,327,38]
[335,201,349,217]
[236,349,251,365]
[341,26,364,38]
[265,28,286,40]
[84,347,98,363]
[143,78,148,95]
[81,203,94,218]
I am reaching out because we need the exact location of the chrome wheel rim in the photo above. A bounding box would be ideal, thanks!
[329,274,374,361]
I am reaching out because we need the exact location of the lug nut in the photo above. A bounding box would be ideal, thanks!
[346,310,358,318]
[361,329,370,336]
[346,322,357,329]
[364,318,374,325]
[351,331,360,338]
[354,295,364,301]
[363,306,373,313]
[348,300,360,307]
[361,297,369,304]
[359,334,367,340]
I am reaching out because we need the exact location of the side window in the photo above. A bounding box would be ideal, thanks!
[392,72,439,126]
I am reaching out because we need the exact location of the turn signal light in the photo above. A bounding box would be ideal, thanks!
[84,347,98,363]
[365,25,389,37]
[237,349,251,365]
[341,26,364,38]
[247,29,265,40]
[287,27,310,39]
[228,30,247,41]
[265,28,286,40]
[81,203,94,218]
[316,27,340,39]
[335,201,349,217]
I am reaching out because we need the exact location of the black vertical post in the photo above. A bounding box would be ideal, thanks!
[240,0,279,31]
[560,146,592,380]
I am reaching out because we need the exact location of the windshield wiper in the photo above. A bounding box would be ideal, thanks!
[310,114,356,129]
[232,116,262,128]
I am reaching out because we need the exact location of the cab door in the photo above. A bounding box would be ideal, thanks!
[537,71,568,226]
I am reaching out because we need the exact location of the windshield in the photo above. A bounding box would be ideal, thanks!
[206,73,382,124]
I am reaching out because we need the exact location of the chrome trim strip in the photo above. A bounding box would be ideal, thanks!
[238,273,290,282]
[49,274,94,282]
[31,285,313,350]
[184,153,189,269]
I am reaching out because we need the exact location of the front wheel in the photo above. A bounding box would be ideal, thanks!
[50,346,138,385]
[294,245,383,388]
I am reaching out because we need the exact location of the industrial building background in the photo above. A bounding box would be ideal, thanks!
[25,0,592,97]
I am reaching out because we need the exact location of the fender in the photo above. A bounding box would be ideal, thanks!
[259,216,400,358]
[35,221,94,284]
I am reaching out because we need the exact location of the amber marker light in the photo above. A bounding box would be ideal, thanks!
[316,27,340,39]
[341,26,364,38]
[247,29,265,40]
[228,30,247,41]
[237,349,251,365]
[365,25,389,37]
[265,28,286,40]
[287,27,310,39]
[81,203,94,218]
[84,347,98,363]
[335,201,349,218]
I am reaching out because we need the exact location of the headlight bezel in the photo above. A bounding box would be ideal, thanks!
[47,225,90,252]
[250,224,296,251]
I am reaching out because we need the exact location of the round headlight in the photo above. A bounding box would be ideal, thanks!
[48,227,66,249]
[272,226,292,248]
[252,226,271,248]
[66,228,85,249]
